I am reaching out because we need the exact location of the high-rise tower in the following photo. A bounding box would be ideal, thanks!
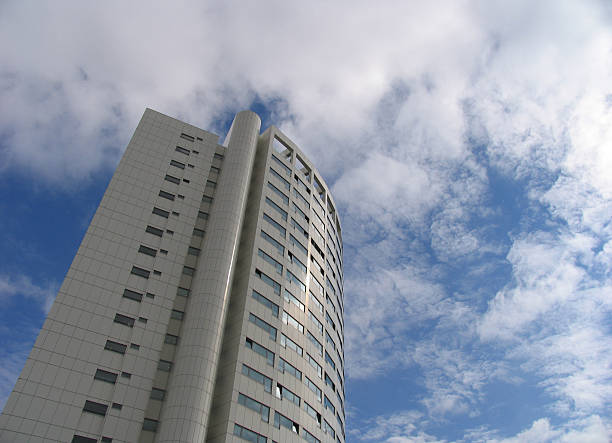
[0,109,345,443]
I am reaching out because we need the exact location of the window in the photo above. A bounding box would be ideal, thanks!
[323,419,336,439]
[251,290,279,317]
[258,249,283,274]
[198,211,209,219]
[138,245,157,257]
[274,411,299,433]
[303,428,321,443]
[165,334,179,345]
[289,234,308,256]
[160,249,168,254]
[325,372,336,391]
[268,182,289,204]
[286,269,306,292]
[142,418,159,432]
[307,331,323,356]
[305,376,322,401]
[180,133,195,142]
[270,167,290,189]
[94,369,117,384]
[287,251,306,273]
[158,190,175,201]
[249,313,277,340]
[260,230,284,255]
[177,287,190,297]
[188,246,201,256]
[206,180,217,188]
[130,343,140,350]
[105,340,127,354]
[83,400,107,416]
[282,310,304,333]
[158,360,172,372]
[171,309,184,320]
[182,266,195,276]
[170,159,185,169]
[325,312,336,330]
[325,351,336,370]
[177,194,185,200]
[303,401,322,424]
[263,213,286,237]
[153,270,162,276]
[246,337,275,366]
[112,402,122,410]
[150,388,165,400]
[291,217,308,238]
[238,393,270,422]
[284,289,305,311]
[265,197,288,221]
[145,225,163,237]
[123,288,143,302]
[72,436,97,443]
[242,364,273,393]
[152,207,169,218]
[280,333,303,356]
[233,423,267,443]
[278,357,302,381]
[255,268,281,295]
[165,174,180,184]
[138,317,147,324]
[326,331,336,350]
[202,195,213,203]
[214,153,224,160]
[309,292,323,314]
[271,154,292,176]
[292,202,309,223]
[175,145,190,155]
[121,372,131,378]
[307,353,323,378]
[293,187,310,208]
[114,313,135,327]
[276,383,300,406]
[193,228,205,237]
[309,310,323,334]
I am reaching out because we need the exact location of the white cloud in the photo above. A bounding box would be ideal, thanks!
[0,274,58,313]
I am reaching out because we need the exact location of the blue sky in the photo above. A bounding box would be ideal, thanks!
[1,1,611,441]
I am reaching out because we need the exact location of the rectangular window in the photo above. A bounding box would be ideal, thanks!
[180,133,195,142]
[325,312,336,330]
[249,313,277,340]
[170,159,185,169]
[305,376,322,401]
[251,290,279,317]
[268,182,289,204]
[142,418,159,432]
[270,167,291,189]
[289,234,308,256]
[260,230,284,255]
[83,400,107,416]
[265,197,288,221]
[309,291,323,314]
[309,310,323,334]
[325,351,336,370]
[188,246,201,256]
[287,251,307,273]
[307,353,323,378]
[325,372,336,391]
[307,331,323,356]
[170,309,184,320]
[206,180,217,188]
[292,202,308,222]
[255,268,281,295]
[278,358,303,382]
[286,269,306,292]
[326,330,336,350]
[276,383,301,406]
[233,424,267,443]
[280,333,303,356]
[177,287,190,297]
[263,213,286,237]
[72,436,97,443]
[130,266,150,279]
[175,145,190,155]
[274,411,299,433]
[150,388,166,401]
[94,369,117,384]
[198,211,209,219]
[182,266,195,276]
[324,396,336,415]
[138,245,157,257]
[282,310,304,333]
[284,289,305,312]
[158,190,175,201]
[165,174,181,184]
[165,334,179,345]
[145,225,164,237]
[246,337,275,366]
[271,154,292,176]
[293,187,310,208]
[238,393,270,423]
[242,364,273,393]
[193,228,205,237]
[291,217,308,238]
[202,195,213,203]
[152,207,169,218]
[158,360,172,372]
[123,288,143,302]
[214,152,224,160]
[323,419,336,439]
[303,428,321,443]
[114,313,135,328]
[258,249,283,274]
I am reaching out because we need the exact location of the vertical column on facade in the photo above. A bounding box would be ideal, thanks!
[157,111,262,443]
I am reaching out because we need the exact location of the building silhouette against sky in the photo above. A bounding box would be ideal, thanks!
[0,110,345,443]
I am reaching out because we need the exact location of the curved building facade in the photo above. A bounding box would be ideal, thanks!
[0,109,345,443]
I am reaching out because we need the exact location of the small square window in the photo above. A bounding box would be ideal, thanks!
[130,343,140,350]
[111,403,122,410]
[153,270,161,276]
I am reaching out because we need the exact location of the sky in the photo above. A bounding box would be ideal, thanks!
[0,1,611,441]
